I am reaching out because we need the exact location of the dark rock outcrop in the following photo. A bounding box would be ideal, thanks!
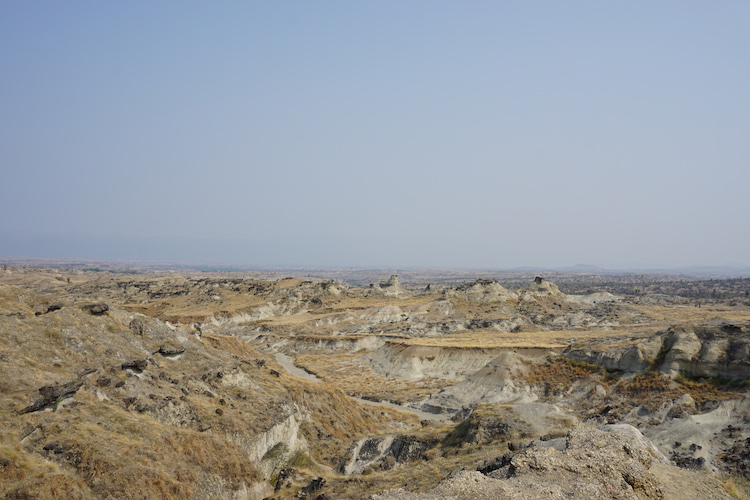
[337,434,439,475]
[121,359,148,372]
[19,380,84,414]
[80,303,109,315]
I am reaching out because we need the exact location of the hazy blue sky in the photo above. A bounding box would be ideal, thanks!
[2,2,748,269]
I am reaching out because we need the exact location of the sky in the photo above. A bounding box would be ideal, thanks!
[1,1,749,269]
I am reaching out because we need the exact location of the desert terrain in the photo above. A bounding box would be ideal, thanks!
[1,263,749,499]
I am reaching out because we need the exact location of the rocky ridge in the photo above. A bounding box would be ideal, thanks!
[564,321,750,379]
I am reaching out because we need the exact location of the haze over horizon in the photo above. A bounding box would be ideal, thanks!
[2,2,749,270]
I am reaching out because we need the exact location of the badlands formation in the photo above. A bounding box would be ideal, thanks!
[1,267,749,499]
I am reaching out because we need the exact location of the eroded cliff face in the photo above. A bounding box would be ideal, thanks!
[564,321,750,379]
[362,342,515,382]
[421,351,540,412]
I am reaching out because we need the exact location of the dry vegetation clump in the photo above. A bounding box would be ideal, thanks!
[201,331,273,362]
[720,474,750,500]
[612,372,678,412]
[683,374,749,402]
[611,372,745,413]
[524,357,605,397]
[0,442,90,500]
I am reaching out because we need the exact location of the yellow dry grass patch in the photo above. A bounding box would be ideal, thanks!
[253,312,322,328]
[290,332,410,343]
[327,295,439,310]
[0,399,261,499]
[124,292,271,323]
[388,327,657,349]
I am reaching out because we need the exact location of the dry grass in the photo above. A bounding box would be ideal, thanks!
[0,402,262,499]
[202,331,273,360]
[392,333,566,349]
[288,379,420,465]
[388,326,657,349]
[630,304,750,325]
[325,295,438,310]
[0,445,89,500]
[720,474,750,500]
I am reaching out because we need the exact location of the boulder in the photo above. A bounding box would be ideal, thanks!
[80,303,109,315]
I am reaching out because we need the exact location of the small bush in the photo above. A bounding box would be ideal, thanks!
[675,371,750,390]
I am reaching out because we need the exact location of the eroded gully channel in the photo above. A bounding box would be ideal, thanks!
[274,352,451,422]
